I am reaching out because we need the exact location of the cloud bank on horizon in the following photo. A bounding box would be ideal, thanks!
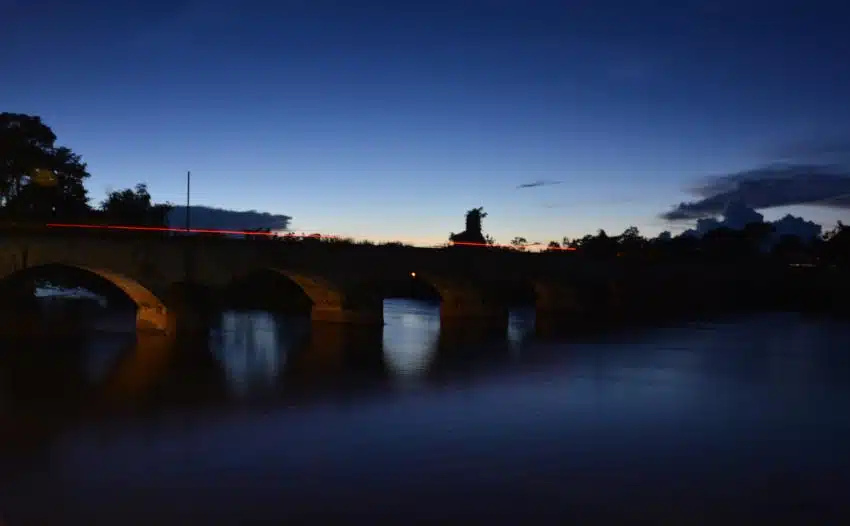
[661,163,850,221]
[659,141,850,241]
[167,205,291,232]
[676,200,824,241]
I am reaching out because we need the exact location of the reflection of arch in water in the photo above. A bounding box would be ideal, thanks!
[0,264,168,333]
[83,333,138,384]
[507,307,536,352]
[99,331,176,403]
[284,323,384,382]
[390,275,555,350]
[382,299,441,384]
[208,311,305,398]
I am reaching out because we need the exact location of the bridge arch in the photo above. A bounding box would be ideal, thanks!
[270,269,346,310]
[530,278,619,315]
[404,272,510,321]
[226,268,384,325]
[404,272,620,323]
[0,263,169,333]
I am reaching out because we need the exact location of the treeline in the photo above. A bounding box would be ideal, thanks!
[0,113,172,227]
[540,222,849,267]
[0,112,418,246]
[450,206,849,268]
[3,112,848,264]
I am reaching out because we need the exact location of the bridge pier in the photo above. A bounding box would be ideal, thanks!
[439,301,509,330]
[161,282,220,336]
[311,305,384,325]
[534,281,586,318]
[0,281,41,337]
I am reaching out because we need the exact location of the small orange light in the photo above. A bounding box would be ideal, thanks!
[410,272,417,278]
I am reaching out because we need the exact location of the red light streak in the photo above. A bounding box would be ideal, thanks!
[46,222,341,238]
[44,223,577,251]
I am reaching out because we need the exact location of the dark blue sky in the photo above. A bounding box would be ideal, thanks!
[4,0,850,244]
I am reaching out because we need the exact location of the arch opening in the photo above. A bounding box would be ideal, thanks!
[225,268,383,325]
[400,272,514,330]
[383,272,443,303]
[223,268,315,316]
[0,263,168,334]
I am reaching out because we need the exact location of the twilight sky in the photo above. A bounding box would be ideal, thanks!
[3,0,850,245]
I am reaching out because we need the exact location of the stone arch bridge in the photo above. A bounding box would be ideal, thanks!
[0,231,783,334]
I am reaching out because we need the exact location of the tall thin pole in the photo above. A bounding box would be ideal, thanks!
[185,170,191,233]
[184,170,192,284]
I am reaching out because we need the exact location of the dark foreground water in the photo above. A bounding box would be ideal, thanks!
[1,299,850,524]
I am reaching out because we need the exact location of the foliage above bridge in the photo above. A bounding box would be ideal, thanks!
[2,112,848,267]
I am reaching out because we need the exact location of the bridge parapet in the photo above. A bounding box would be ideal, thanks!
[4,230,818,334]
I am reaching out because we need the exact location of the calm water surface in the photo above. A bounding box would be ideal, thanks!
[1,299,850,524]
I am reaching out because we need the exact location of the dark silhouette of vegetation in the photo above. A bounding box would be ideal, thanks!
[449,207,489,245]
[0,113,91,221]
[510,237,528,251]
[95,183,173,227]
[530,222,848,269]
[822,221,850,267]
[495,220,847,272]
[1,112,171,229]
[2,112,848,268]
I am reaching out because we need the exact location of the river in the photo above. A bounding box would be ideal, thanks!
[1,299,849,524]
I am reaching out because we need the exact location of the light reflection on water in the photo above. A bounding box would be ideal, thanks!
[209,311,292,398]
[507,307,536,353]
[1,299,850,523]
[382,300,441,384]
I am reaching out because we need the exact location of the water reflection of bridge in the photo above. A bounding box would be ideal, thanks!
[0,300,551,460]
[0,299,543,411]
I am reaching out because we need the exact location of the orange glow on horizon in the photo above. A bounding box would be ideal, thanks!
[449,241,577,251]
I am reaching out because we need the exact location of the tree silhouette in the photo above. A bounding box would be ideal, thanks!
[510,236,528,251]
[773,234,806,262]
[572,229,619,259]
[99,183,172,227]
[0,113,91,219]
[741,222,774,255]
[822,221,850,267]
[618,226,646,256]
[449,207,489,245]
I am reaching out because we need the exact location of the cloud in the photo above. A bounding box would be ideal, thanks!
[716,199,764,230]
[679,200,822,241]
[771,214,823,241]
[517,180,562,189]
[661,163,850,221]
[167,205,291,231]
